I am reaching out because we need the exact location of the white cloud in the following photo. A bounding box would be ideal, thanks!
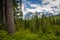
[22,0,60,18]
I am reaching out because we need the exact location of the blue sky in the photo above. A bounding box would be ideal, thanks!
[22,0,42,10]
[22,0,42,4]
[27,0,42,4]
[21,0,60,18]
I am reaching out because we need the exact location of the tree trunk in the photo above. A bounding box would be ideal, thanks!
[0,0,3,24]
[1,0,6,30]
[3,0,6,24]
[6,0,15,34]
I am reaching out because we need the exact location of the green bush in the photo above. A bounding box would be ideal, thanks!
[0,30,10,40]
[0,27,60,40]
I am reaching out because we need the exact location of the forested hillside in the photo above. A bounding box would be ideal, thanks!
[0,0,60,40]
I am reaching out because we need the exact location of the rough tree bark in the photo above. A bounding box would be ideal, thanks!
[6,0,15,34]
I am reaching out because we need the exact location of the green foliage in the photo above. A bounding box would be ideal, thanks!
[0,15,60,40]
[0,30,10,40]
[13,0,18,8]
[1,5,60,40]
[0,27,60,40]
